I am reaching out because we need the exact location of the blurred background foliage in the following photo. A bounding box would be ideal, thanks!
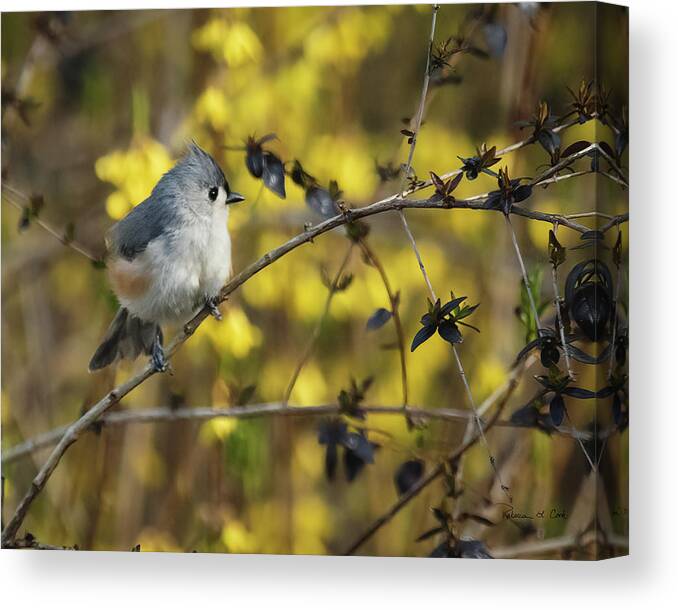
[2,3,628,557]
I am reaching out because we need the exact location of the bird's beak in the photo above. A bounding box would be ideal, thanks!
[226,192,245,205]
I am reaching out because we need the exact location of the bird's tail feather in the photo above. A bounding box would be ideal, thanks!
[88,308,160,371]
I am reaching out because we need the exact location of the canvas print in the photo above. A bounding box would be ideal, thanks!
[1,2,628,559]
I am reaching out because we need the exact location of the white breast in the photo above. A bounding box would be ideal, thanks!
[199,204,233,298]
[121,204,232,324]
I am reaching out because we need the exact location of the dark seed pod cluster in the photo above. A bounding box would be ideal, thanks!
[289,159,342,220]
[565,258,613,342]
[511,224,626,439]
[242,133,286,198]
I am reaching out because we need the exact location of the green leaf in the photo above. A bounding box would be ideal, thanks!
[518,267,543,343]
[454,303,479,321]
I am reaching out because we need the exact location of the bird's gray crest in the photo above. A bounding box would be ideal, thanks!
[154,141,226,194]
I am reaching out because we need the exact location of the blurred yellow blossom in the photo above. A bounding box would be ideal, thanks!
[199,417,239,445]
[130,445,166,489]
[293,495,329,554]
[194,86,232,132]
[221,520,258,553]
[288,362,328,405]
[193,18,263,67]
[95,137,173,220]
[137,528,181,552]
[201,306,263,359]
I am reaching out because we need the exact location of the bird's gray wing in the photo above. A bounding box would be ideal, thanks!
[107,195,178,261]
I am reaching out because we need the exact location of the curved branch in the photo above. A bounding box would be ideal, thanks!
[3,534,75,551]
[2,186,104,265]
[1,371,153,544]
[394,4,440,301]
[491,529,629,559]
[600,212,629,234]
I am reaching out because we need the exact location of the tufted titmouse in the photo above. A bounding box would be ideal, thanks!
[89,142,244,372]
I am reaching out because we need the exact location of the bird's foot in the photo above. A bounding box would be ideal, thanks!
[150,336,169,373]
[206,297,223,321]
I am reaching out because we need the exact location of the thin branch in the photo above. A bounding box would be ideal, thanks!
[550,226,573,377]
[565,211,615,220]
[357,238,409,409]
[398,212,437,301]
[282,243,353,405]
[491,529,628,559]
[535,169,591,188]
[594,147,628,187]
[599,212,629,234]
[3,534,75,551]
[599,170,628,189]
[395,3,439,303]
[342,359,527,555]
[529,143,597,187]
[506,215,542,331]
[451,345,511,502]
[2,185,103,265]
[564,409,597,472]
[451,353,537,524]
[400,4,438,184]
[2,398,595,466]
[595,435,609,471]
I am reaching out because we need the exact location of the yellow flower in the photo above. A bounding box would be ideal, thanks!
[95,137,173,219]
[194,87,232,132]
[201,306,263,359]
[221,520,258,553]
[199,418,239,445]
[193,18,263,67]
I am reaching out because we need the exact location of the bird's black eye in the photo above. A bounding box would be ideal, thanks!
[208,187,219,202]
